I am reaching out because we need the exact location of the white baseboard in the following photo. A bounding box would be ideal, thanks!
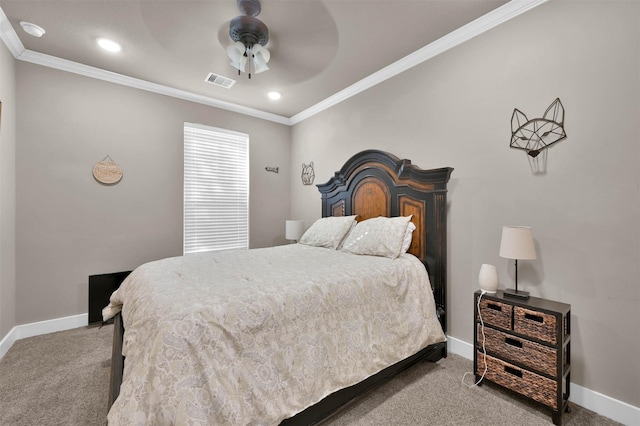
[0,313,87,359]
[447,335,475,360]
[447,335,640,426]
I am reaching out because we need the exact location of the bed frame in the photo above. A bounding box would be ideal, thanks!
[108,149,453,424]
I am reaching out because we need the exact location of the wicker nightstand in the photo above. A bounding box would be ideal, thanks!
[474,290,571,425]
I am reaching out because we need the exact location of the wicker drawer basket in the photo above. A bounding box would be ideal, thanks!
[478,325,557,376]
[478,298,512,330]
[480,352,558,410]
[514,306,558,344]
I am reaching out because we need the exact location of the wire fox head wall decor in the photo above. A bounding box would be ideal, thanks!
[301,162,315,185]
[510,98,567,159]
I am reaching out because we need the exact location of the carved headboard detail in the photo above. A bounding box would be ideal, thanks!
[316,150,453,331]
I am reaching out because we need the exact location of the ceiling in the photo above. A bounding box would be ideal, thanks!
[0,0,538,124]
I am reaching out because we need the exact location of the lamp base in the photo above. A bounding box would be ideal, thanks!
[504,288,530,299]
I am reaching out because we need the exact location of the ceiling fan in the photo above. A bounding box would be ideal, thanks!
[226,0,271,79]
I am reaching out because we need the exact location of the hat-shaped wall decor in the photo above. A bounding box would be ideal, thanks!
[93,155,123,185]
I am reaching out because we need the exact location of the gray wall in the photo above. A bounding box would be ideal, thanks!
[3,0,638,412]
[290,1,639,407]
[15,62,291,324]
[0,39,16,338]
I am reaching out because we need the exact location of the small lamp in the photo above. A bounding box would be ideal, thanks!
[478,264,499,293]
[499,226,536,299]
[285,220,304,243]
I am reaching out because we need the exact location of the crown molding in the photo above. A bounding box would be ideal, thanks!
[0,6,24,57]
[17,50,292,125]
[289,0,548,125]
[1,0,546,127]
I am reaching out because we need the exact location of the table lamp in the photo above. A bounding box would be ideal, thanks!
[285,220,304,243]
[499,226,536,299]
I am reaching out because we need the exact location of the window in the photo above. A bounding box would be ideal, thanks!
[184,123,249,254]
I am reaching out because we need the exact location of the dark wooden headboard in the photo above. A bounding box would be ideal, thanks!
[316,150,453,332]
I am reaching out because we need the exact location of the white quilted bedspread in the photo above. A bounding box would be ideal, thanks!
[104,244,445,425]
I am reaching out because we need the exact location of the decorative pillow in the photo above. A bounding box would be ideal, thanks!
[401,221,417,254]
[341,215,413,259]
[336,220,358,251]
[299,215,358,249]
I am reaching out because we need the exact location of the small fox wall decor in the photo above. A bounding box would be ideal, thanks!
[301,162,315,185]
[510,98,567,158]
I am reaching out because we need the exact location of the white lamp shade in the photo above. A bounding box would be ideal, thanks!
[478,263,499,293]
[285,220,304,241]
[499,226,537,260]
[227,41,247,72]
[251,44,270,74]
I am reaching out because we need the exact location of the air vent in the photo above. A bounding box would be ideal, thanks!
[205,72,236,89]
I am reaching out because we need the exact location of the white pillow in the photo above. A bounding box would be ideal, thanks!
[336,220,358,250]
[299,215,358,249]
[401,221,417,254]
[341,215,413,259]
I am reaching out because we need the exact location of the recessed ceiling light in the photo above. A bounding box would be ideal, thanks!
[268,91,281,101]
[97,38,121,53]
[20,21,46,38]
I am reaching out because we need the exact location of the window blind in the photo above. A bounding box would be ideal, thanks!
[184,123,249,254]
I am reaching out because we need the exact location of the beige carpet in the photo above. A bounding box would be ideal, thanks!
[0,325,111,426]
[0,324,621,426]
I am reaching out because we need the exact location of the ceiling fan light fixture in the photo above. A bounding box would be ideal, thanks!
[227,41,248,73]
[226,0,271,79]
[251,44,270,74]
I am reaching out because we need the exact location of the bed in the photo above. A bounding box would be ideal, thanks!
[105,149,453,425]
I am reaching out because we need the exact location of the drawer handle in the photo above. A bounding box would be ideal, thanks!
[505,337,523,348]
[487,303,502,312]
[504,366,523,378]
[525,313,544,323]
